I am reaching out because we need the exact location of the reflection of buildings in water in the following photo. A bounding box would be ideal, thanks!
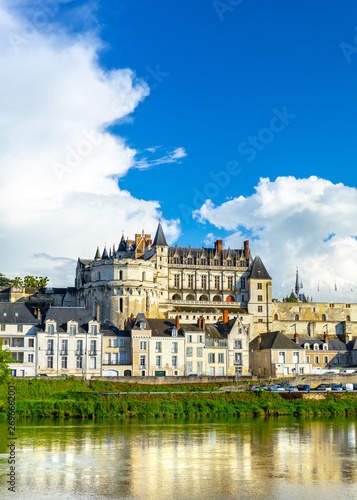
[1,420,357,499]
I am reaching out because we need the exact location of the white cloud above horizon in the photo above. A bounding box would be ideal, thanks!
[0,1,181,286]
[194,176,357,302]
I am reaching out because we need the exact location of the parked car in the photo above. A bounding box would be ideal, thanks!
[287,385,299,392]
[269,385,285,392]
[36,374,48,378]
[331,384,343,392]
[251,385,262,392]
[315,384,332,392]
[341,383,354,392]
[297,384,311,392]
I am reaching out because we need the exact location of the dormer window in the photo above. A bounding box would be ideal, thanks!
[323,344,328,350]
[187,258,193,265]
[140,322,146,330]
[47,324,54,334]
[314,344,319,350]
[172,328,178,337]
[201,259,206,265]
[304,343,310,350]
[91,325,97,335]
[214,259,219,266]
[70,325,76,335]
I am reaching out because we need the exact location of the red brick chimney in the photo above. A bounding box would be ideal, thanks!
[324,332,328,344]
[223,309,229,329]
[124,320,127,329]
[202,318,205,329]
[294,332,299,344]
[198,317,201,328]
[96,303,100,323]
[130,313,134,327]
[244,240,249,259]
[214,240,223,253]
[176,315,180,329]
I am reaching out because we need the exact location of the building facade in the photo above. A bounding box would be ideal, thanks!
[75,222,271,336]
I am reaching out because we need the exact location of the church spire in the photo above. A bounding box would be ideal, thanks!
[295,267,300,296]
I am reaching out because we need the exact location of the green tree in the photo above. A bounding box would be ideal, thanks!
[0,273,12,287]
[11,277,23,287]
[0,339,13,385]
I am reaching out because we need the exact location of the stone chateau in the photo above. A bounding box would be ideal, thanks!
[2,222,357,378]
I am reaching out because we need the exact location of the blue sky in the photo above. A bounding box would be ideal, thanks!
[1,0,357,299]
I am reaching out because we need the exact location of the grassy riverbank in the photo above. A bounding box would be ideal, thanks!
[2,378,357,419]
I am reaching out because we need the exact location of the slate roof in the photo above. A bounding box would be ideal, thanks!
[297,338,348,351]
[153,222,168,247]
[146,318,185,337]
[44,307,96,333]
[0,302,38,325]
[250,331,303,350]
[249,256,271,280]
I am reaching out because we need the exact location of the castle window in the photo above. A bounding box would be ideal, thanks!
[274,314,278,321]
[257,283,262,289]
[257,295,263,302]
[201,275,207,289]
[188,275,194,288]
[258,306,263,312]
[241,277,246,289]
[315,356,319,364]
[174,274,180,287]
[214,259,219,266]
[188,258,193,265]
[201,259,206,265]
[227,260,232,266]
[346,315,351,322]
[227,276,233,289]
[346,304,351,308]
[322,314,326,321]
[119,298,123,313]
[214,276,220,289]
[174,258,179,264]
[119,271,123,280]
[295,314,299,321]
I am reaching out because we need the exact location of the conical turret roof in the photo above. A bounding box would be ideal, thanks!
[249,256,271,280]
[153,222,168,246]
[94,247,101,260]
[102,246,109,259]
[117,234,126,252]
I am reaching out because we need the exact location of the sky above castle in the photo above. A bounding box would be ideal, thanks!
[1,0,357,301]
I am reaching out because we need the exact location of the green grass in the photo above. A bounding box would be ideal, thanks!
[2,379,357,420]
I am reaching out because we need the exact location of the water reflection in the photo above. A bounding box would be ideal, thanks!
[0,417,357,499]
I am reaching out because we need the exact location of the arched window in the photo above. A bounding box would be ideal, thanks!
[295,314,299,321]
[119,270,123,280]
[346,315,351,322]
[226,295,235,302]
[274,314,278,321]
[322,314,326,321]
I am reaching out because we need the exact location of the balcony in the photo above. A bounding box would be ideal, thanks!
[75,351,83,356]
[90,350,97,356]
[167,299,244,307]
[205,339,228,348]
[140,365,146,370]
[60,351,68,356]
[46,350,54,355]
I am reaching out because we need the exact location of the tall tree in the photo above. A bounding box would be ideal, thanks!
[0,339,13,385]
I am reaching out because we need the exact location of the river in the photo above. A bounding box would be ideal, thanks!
[1,417,357,499]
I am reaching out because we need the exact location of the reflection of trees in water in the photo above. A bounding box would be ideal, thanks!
[1,418,357,499]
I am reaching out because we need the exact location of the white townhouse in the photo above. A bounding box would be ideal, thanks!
[37,307,102,378]
[0,302,38,377]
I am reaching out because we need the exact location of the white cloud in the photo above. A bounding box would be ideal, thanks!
[0,1,180,285]
[194,176,357,302]
[135,146,187,170]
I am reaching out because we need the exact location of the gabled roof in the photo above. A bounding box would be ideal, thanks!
[0,303,38,325]
[250,331,303,350]
[43,307,97,333]
[153,222,168,246]
[146,318,185,337]
[249,256,271,280]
